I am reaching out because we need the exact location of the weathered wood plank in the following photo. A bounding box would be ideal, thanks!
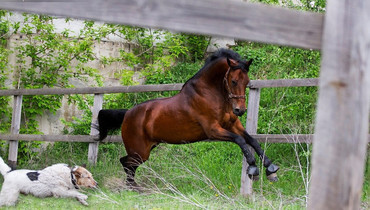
[0,78,318,96]
[8,95,22,168]
[249,78,319,88]
[254,134,314,143]
[0,83,184,96]
[308,0,370,209]
[0,134,105,143]
[0,0,323,49]
[241,88,261,196]
[87,94,103,164]
[0,134,368,143]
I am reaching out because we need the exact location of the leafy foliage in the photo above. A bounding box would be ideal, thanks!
[2,14,105,160]
[0,11,13,151]
[99,25,209,84]
[14,15,104,134]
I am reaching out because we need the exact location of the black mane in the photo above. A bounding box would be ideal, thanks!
[184,49,247,86]
[204,48,246,68]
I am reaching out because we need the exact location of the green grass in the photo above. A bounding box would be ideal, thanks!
[0,189,306,210]
[0,141,309,209]
[1,139,369,209]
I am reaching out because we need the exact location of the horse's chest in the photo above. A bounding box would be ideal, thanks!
[221,113,238,128]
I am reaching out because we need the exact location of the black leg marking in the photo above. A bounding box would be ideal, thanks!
[26,171,40,181]
[234,135,256,166]
[120,155,142,190]
[243,131,272,167]
[119,156,127,168]
[233,135,260,179]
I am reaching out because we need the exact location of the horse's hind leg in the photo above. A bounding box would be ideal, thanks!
[119,142,153,191]
[120,155,141,189]
[119,144,158,186]
[243,131,279,181]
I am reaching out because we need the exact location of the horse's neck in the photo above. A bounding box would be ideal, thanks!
[201,62,227,88]
[184,62,228,98]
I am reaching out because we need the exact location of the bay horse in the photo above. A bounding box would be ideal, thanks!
[97,49,279,189]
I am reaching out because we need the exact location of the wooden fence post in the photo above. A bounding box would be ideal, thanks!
[8,95,22,168]
[88,94,103,164]
[240,88,261,196]
[308,1,370,209]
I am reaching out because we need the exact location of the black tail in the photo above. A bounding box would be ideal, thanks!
[96,109,128,141]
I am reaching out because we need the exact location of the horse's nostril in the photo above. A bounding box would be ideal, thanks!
[233,108,240,114]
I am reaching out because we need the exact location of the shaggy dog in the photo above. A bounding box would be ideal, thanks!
[0,156,97,206]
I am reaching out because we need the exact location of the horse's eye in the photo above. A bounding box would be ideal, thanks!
[231,80,237,86]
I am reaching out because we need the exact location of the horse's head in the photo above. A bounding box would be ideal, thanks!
[224,57,253,116]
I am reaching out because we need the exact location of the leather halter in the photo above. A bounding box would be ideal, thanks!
[223,67,246,100]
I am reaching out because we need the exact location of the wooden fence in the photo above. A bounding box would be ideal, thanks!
[1,78,367,194]
[1,1,369,209]
[0,78,319,192]
[0,78,320,154]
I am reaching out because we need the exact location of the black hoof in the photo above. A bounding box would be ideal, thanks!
[247,165,259,176]
[247,165,259,178]
[265,164,279,182]
[247,166,259,181]
[266,164,279,176]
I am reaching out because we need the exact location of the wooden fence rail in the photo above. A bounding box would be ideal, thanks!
[0,78,319,96]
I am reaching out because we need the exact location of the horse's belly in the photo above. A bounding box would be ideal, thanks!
[151,120,207,144]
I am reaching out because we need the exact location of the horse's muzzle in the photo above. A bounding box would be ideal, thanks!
[233,108,245,116]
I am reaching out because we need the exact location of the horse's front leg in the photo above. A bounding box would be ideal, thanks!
[233,134,260,180]
[231,120,279,182]
[206,125,260,180]
[242,131,279,182]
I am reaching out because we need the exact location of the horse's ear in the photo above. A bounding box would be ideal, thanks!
[227,58,237,67]
[246,59,253,67]
[227,57,232,67]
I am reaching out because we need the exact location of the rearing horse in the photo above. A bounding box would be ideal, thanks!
[97,49,279,189]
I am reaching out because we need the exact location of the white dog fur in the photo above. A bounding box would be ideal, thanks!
[0,156,97,206]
